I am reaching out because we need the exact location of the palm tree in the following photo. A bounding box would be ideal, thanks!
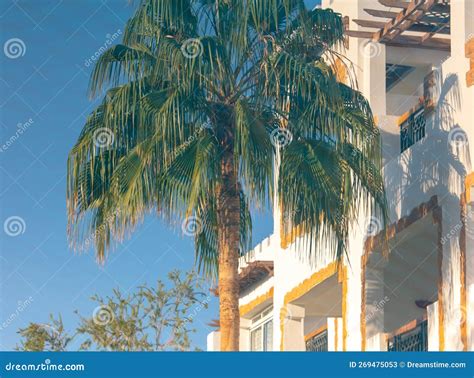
[67,0,386,351]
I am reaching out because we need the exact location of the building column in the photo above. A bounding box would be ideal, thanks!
[427,301,440,351]
[438,197,463,350]
[207,331,220,351]
[465,191,474,350]
[366,333,388,352]
[281,304,305,351]
[327,317,344,351]
[239,318,251,351]
[450,0,474,58]
[362,40,386,116]
[344,224,366,351]
[364,259,388,347]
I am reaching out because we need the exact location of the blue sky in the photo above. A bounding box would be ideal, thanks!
[0,0,319,350]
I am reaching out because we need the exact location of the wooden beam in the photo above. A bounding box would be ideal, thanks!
[420,22,449,43]
[375,0,429,42]
[348,0,451,51]
[378,0,410,8]
[353,19,386,29]
[351,17,450,35]
[375,0,444,43]
[364,8,399,18]
[346,31,451,51]
[387,35,451,51]
[345,30,375,39]
[397,35,450,47]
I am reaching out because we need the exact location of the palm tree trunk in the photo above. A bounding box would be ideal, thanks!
[217,130,240,351]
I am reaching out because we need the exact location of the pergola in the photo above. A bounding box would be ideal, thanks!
[345,0,451,51]
[238,261,274,293]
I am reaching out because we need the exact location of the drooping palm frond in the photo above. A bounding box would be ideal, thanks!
[67,0,387,276]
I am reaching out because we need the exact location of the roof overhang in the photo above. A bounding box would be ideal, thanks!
[238,260,274,293]
[346,0,451,51]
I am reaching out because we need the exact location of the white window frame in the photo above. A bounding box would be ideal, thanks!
[249,306,273,351]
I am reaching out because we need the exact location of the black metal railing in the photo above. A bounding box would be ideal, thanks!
[306,329,328,352]
[400,106,426,153]
[388,320,428,351]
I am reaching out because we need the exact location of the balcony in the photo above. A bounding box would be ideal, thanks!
[400,105,426,153]
[305,329,328,352]
[387,319,428,352]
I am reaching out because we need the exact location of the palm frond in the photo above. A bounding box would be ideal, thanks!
[67,0,387,275]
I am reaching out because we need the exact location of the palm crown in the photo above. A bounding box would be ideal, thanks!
[67,0,386,350]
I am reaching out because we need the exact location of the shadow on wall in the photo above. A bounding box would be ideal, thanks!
[364,68,471,344]
[384,69,470,222]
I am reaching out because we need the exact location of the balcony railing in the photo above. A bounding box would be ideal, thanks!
[400,106,426,153]
[305,329,328,352]
[387,319,428,352]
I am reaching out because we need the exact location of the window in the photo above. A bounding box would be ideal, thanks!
[386,64,415,91]
[250,306,273,351]
[250,326,263,351]
[400,106,426,153]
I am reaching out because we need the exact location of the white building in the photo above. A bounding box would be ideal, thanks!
[208,0,474,352]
